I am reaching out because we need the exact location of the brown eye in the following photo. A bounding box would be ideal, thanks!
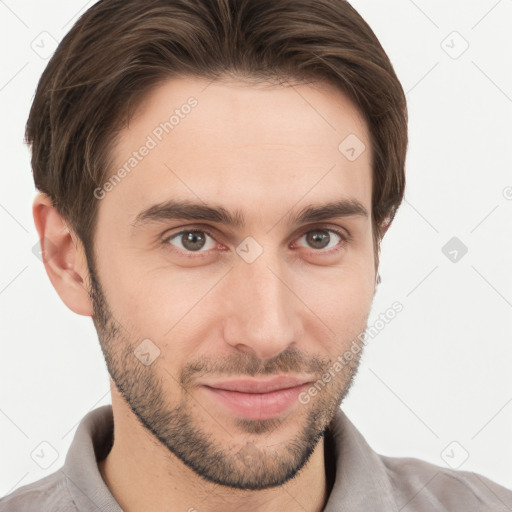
[305,230,330,249]
[165,230,216,253]
[296,229,345,252]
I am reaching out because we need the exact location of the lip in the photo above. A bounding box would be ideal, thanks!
[200,376,312,420]
[202,376,311,393]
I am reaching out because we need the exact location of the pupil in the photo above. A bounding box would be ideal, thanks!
[184,231,205,251]
[308,230,329,249]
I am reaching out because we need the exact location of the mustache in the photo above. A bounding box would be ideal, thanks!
[179,347,331,387]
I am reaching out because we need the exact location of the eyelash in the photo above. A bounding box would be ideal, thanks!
[161,225,350,259]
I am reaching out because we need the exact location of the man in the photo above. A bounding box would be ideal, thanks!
[1,0,511,511]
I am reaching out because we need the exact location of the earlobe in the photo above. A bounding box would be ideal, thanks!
[32,192,94,317]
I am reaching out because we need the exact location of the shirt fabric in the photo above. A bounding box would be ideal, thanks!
[1,404,511,511]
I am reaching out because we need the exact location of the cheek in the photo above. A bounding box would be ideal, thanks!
[97,250,224,340]
[297,257,375,347]
[309,278,373,333]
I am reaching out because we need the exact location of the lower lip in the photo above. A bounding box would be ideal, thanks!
[201,384,309,420]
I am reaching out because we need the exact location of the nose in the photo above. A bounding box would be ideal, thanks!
[222,253,303,361]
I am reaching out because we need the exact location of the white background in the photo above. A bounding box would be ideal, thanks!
[1,0,511,499]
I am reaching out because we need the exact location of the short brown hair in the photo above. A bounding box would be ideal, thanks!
[26,0,407,274]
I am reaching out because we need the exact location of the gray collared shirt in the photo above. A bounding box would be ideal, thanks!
[1,405,511,511]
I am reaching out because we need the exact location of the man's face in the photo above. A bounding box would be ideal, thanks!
[89,77,376,490]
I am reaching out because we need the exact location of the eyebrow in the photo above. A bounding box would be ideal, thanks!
[131,198,368,232]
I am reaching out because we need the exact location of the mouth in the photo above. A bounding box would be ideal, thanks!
[199,376,312,420]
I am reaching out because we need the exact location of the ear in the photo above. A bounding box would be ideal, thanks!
[32,192,94,316]
[379,216,393,238]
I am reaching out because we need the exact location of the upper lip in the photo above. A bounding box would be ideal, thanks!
[202,376,311,393]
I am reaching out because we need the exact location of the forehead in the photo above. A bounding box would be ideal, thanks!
[100,76,373,230]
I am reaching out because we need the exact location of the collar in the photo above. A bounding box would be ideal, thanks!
[323,407,397,511]
[61,404,397,511]
[62,405,122,512]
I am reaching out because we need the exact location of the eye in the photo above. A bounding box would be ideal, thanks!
[294,228,347,253]
[164,229,218,254]
[162,225,348,257]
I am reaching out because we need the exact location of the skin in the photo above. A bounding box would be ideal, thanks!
[33,76,379,512]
